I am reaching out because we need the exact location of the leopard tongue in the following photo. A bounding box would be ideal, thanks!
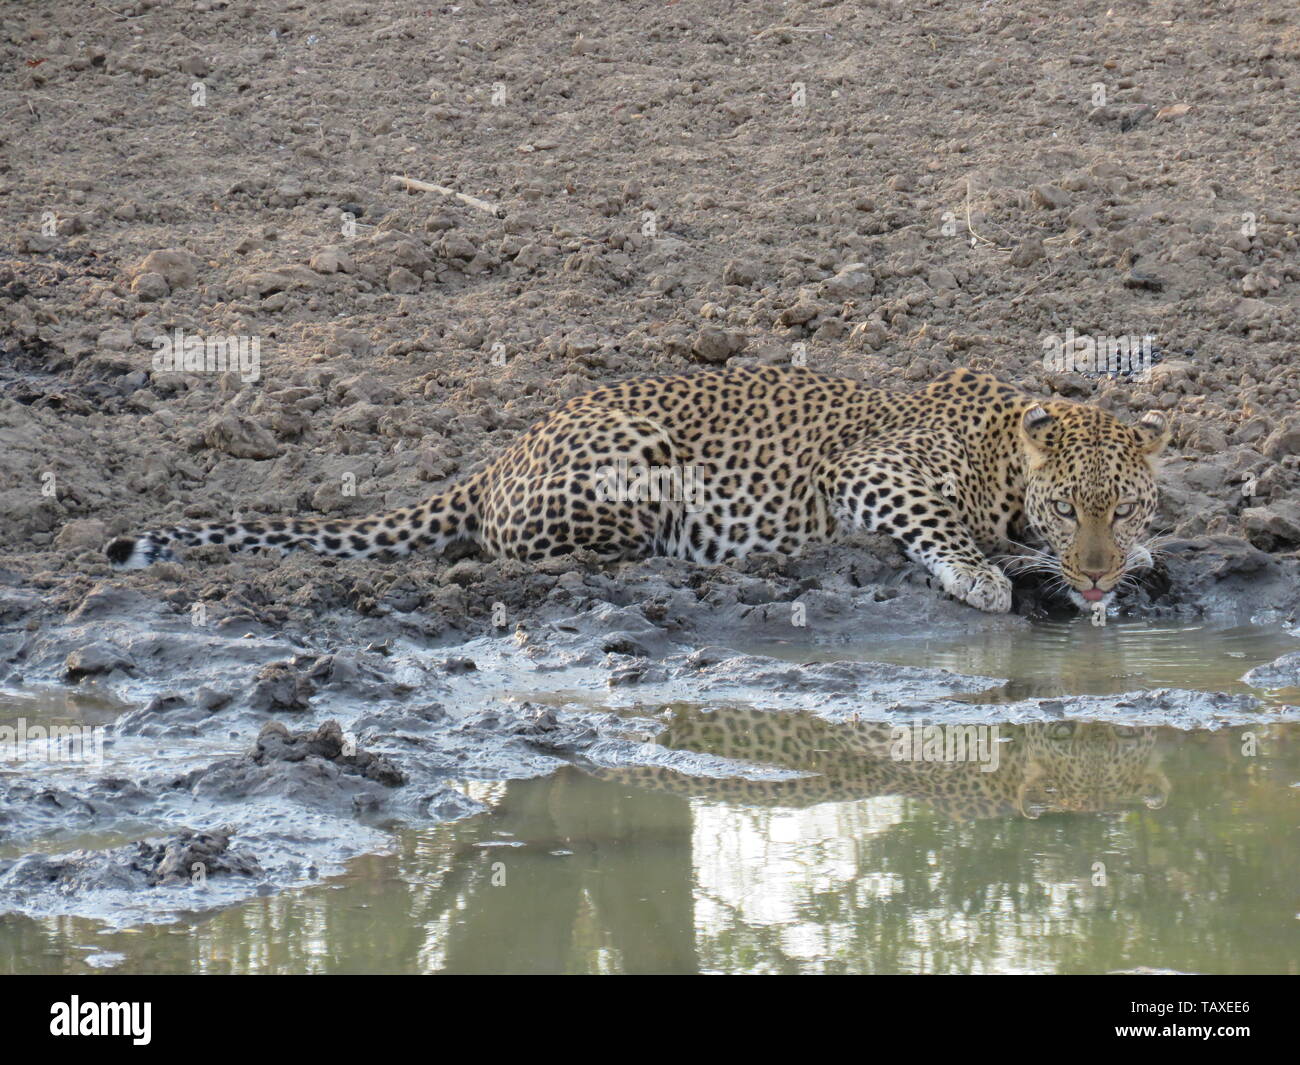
[1081,588,1104,602]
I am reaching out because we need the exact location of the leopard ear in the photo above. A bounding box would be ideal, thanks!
[1020,405,1056,467]
[1133,411,1169,456]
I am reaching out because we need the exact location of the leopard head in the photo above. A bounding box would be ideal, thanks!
[1020,401,1168,612]
[1015,721,1170,817]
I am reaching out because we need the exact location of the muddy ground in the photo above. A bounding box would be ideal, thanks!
[0,0,1298,926]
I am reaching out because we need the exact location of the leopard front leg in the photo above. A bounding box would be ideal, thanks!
[824,450,1012,613]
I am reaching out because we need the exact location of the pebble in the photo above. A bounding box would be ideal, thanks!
[691,327,741,364]
[130,271,170,301]
[1008,237,1046,267]
[1030,185,1069,210]
[1261,417,1300,459]
[54,519,107,551]
[133,248,201,289]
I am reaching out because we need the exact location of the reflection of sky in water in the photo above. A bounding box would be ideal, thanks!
[688,789,1178,974]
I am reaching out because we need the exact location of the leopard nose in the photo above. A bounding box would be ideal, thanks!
[1082,570,1106,583]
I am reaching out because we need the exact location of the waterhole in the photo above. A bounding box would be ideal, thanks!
[1,621,1296,973]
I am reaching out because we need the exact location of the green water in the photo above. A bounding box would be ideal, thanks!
[737,618,1300,702]
[0,622,1297,974]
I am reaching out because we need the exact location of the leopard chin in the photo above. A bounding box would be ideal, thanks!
[1066,587,1116,613]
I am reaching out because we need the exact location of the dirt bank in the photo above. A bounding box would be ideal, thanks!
[0,0,1297,637]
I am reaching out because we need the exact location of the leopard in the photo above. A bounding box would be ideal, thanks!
[594,705,1170,821]
[102,365,1169,614]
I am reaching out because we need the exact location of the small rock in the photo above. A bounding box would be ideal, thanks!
[248,663,314,713]
[309,247,355,274]
[1009,237,1046,267]
[202,412,282,460]
[142,827,261,886]
[1119,105,1157,131]
[66,643,134,680]
[513,243,546,269]
[439,233,478,260]
[722,259,760,287]
[97,327,135,351]
[1030,185,1069,210]
[1261,417,1300,459]
[444,559,483,586]
[1242,502,1300,549]
[927,266,957,291]
[130,271,170,301]
[1243,651,1300,690]
[55,519,107,551]
[1065,205,1102,233]
[387,267,421,293]
[1123,269,1164,292]
[1187,425,1228,453]
[691,327,742,364]
[196,687,233,711]
[777,296,822,326]
[818,263,875,301]
[19,233,59,253]
[133,248,202,290]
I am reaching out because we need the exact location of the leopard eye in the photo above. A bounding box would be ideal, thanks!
[1051,499,1075,519]
[1113,501,1137,520]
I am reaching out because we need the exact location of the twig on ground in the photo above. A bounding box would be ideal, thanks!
[964,178,1013,252]
[387,175,504,218]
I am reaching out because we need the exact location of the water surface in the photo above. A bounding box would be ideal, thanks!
[1,621,1296,974]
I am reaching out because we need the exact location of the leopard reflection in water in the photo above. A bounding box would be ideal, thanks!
[595,708,1169,820]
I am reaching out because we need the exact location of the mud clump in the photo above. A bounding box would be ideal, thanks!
[136,826,262,886]
[248,661,315,712]
[65,642,135,680]
[251,719,406,788]
[0,826,261,896]
[1243,651,1300,690]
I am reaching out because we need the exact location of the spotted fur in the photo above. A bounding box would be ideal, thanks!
[102,366,1168,613]
[597,708,1169,821]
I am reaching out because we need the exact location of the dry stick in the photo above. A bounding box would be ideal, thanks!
[388,175,504,218]
[1008,256,1056,303]
[753,25,833,38]
[97,3,149,18]
[973,256,1055,307]
[964,178,1013,252]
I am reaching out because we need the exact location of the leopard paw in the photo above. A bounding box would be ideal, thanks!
[935,561,1012,613]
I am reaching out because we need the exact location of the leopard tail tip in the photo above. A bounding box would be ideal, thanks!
[104,536,172,570]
